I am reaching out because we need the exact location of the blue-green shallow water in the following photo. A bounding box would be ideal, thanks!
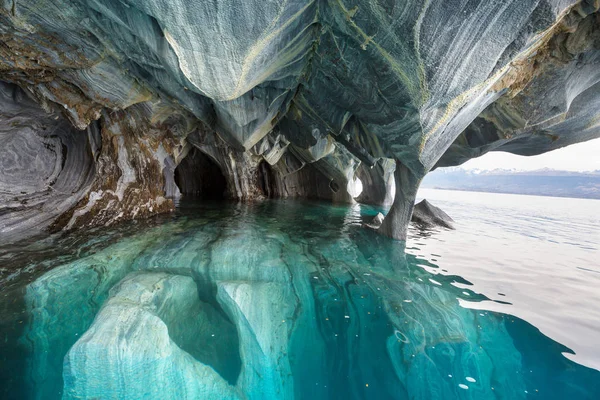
[0,197,599,399]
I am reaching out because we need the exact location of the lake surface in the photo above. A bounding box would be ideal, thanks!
[0,190,599,399]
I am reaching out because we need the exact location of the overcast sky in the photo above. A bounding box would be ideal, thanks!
[460,137,600,171]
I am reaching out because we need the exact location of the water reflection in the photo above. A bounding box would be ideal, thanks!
[0,200,599,399]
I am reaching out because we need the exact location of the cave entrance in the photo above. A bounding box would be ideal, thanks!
[175,148,227,199]
[257,160,277,198]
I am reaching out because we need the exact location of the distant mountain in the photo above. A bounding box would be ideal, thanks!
[421,168,600,199]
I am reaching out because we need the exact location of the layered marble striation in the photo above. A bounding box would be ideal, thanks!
[1,0,600,241]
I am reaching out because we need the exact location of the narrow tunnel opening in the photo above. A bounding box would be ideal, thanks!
[174,148,227,199]
[257,160,277,198]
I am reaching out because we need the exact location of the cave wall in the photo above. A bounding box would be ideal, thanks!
[49,103,186,233]
[0,82,95,239]
[1,0,600,241]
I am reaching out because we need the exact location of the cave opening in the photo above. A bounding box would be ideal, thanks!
[174,148,227,199]
[257,160,277,198]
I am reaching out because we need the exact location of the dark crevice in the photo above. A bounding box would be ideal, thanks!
[60,143,68,171]
[257,160,277,198]
[174,148,226,199]
[329,180,340,193]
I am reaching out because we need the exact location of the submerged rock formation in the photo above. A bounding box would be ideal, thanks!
[63,272,241,400]
[13,202,600,399]
[1,0,600,240]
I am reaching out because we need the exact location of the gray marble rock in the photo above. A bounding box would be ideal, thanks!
[0,0,599,241]
[411,199,455,230]
[365,212,385,230]
[62,272,241,400]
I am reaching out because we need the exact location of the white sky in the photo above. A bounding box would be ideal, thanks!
[460,137,600,171]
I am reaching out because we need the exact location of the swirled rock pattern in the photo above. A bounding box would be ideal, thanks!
[1,0,600,241]
[0,82,95,239]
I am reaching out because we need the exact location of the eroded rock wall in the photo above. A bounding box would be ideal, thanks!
[0,82,95,239]
[1,0,600,241]
[438,7,600,168]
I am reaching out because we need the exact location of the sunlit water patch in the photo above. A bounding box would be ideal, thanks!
[1,196,599,399]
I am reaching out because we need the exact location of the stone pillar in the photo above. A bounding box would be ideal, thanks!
[377,160,422,241]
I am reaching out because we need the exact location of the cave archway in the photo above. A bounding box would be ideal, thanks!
[257,160,277,198]
[174,148,227,199]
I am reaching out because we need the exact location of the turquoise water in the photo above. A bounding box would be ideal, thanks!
[1,194,599,399]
